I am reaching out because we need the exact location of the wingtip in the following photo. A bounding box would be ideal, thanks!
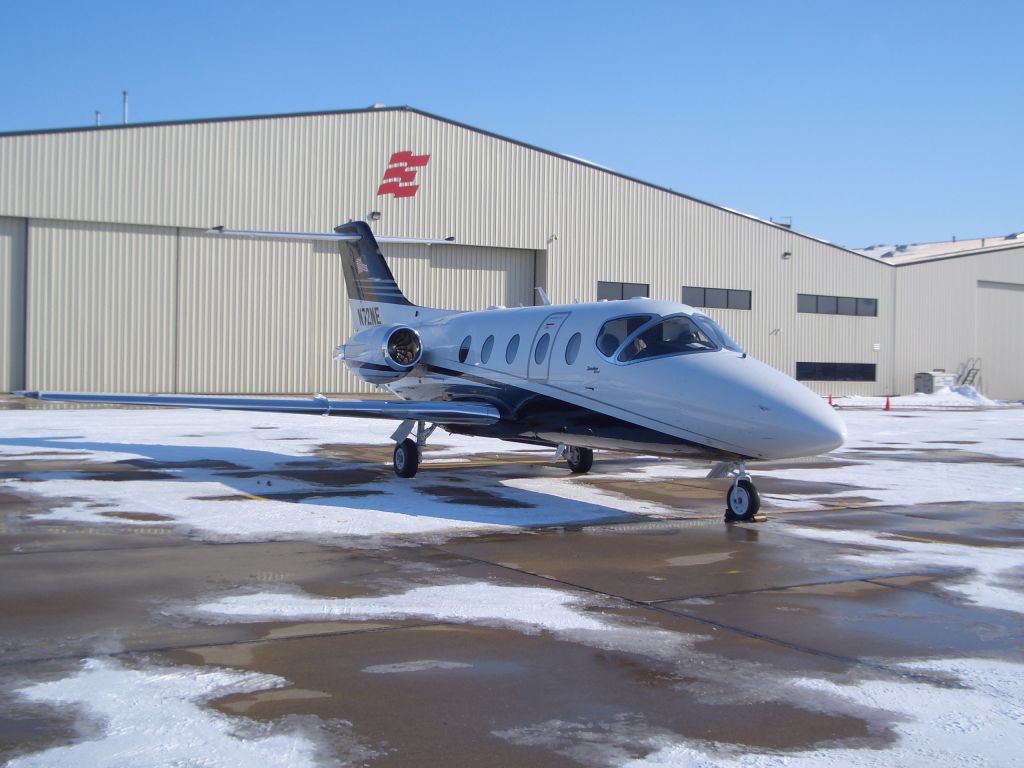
[13,390,41,399]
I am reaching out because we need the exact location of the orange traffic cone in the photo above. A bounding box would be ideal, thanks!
[884,396,891,411]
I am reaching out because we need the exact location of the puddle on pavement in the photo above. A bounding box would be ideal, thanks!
[171,622,884,761]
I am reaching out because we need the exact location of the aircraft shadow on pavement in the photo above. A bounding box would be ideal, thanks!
[0,436,640,528]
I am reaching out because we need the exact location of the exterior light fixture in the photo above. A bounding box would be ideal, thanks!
[782,251,792,259]
[368,211,382,221]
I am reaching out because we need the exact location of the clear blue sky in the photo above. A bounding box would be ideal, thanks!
[2,0,1020,248]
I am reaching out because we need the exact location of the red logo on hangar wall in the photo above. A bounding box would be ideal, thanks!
[377,151,430,198]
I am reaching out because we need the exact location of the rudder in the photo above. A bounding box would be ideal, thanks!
[334,221,418,331]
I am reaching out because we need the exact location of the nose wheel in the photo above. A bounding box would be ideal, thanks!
[710,461,762,522]
[725,477,760,521]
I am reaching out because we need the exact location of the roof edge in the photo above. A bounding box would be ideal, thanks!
[891,240,1024,267]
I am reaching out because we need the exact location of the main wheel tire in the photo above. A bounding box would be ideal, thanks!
[566,446,594,474]
[725,478,760,521]
[393,438,420,478]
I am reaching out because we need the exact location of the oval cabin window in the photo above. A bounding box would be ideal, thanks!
[505,334,520,364]
[565,332,582,364]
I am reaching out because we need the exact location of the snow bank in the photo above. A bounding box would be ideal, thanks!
[835,385,1013,410]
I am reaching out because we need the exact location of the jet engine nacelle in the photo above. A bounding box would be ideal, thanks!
[339,324,424,384]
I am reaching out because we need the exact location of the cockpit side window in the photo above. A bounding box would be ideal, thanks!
[596,315,653,358]
[617,315,718,363]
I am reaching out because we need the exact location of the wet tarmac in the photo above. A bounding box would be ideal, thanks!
[1,402,1023,766]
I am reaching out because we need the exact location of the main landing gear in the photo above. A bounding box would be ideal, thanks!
[554,444,594,474]
[708,461,761,522]
[565,446,594,474]
[390,420,436,479]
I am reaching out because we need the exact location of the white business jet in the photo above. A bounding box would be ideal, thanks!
[20,221,845,521]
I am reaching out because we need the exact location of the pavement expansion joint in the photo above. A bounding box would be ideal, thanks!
[645,571,950,603]
[0,621,448,669]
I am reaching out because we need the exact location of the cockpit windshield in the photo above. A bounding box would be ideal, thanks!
[691,313,744,353]
[617,315,717,362]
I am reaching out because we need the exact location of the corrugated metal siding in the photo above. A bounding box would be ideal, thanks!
[26,220,176,391]
[176,231,332,393]
[20,221,534,393]
[977,281,1024,400]
[893,257,977,394]
[0,216,26,391]
[5,108,1021,396]
[894,246,1024,400]
[174,235,534,393]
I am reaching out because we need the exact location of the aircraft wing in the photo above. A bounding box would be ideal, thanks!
[15,391,500,426]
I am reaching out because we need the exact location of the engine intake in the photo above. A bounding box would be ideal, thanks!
[340,324,424,384]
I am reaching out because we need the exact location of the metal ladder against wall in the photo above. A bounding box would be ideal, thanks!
[957,357,982,387]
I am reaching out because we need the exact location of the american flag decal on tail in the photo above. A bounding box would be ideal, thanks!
[377,151,430,198]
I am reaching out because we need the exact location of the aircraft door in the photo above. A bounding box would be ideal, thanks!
[528,312,570,382]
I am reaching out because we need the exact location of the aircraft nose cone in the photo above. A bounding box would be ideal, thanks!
[788,397,847,456]
[744,362,847,459]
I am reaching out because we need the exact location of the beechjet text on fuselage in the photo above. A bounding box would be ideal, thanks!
[20,221,845,521]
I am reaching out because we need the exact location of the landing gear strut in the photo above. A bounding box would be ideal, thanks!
[709,461,761,522]
[390,420,436,479]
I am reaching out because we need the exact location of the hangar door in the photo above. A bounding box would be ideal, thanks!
[384,242,535,312]
[977,280,1024,400]
[22,224,535,394]
[176,238,536,394]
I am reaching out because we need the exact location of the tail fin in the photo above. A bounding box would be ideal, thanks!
[334,221,419,331]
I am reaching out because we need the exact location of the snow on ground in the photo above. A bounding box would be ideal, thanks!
[781,525,1024,615]
[6,657,342,768]
[2,403,1023,539]
[617,657,1024,768]
[0,407,639,543]
[834,385,1016,409]
[756,408,1024,509]
[5,403,1024,765]
[191,580,1024,767]
[192,581,690,661]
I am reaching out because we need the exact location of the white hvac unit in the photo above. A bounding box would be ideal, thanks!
[914,370,958,394]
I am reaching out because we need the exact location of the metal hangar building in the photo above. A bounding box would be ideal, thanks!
[1,106,1022,399]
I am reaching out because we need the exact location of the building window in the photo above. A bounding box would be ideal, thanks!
[597,281,649,301]
[796,362,877,382]
[797,293,878,316]
[683,286,751,310]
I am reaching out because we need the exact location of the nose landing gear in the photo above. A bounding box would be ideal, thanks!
[709,461,762,522]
